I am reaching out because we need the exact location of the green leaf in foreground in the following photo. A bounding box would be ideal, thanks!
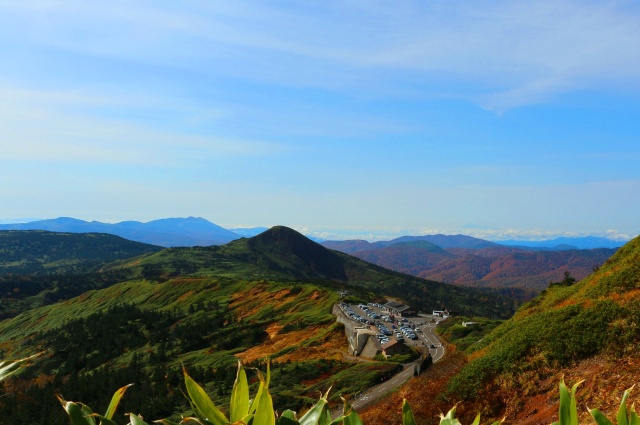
[105,384,133,421]
[230,361,250,423]
[617,387,634,425]
[57,395,96,425]
[0,352,42,382]
[128,413,149,425]
[341,397,364,425]
[590,408,616,425]
[277,410,299,425]
[589,385,636,425]
[252,377,276,425]
[402,399,417,425]
[183,367,230,425]
[439,405,461,425]
[299,390,329,425]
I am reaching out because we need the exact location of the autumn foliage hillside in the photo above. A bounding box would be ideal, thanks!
[341,242,615,295]
[438,235,640,424]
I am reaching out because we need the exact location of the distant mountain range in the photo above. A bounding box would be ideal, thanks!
[322,236,618,294]
[322,234,499,253]
[0,217,629,252]
[0,217,241,247]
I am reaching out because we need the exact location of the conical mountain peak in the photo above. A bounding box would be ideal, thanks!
[251,225,313,246]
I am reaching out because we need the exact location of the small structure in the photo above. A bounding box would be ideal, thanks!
[349,327,381,357]
[462,321,477,327]
[381,340,410,357]
[384,301,415,316]
[337,290,349,298]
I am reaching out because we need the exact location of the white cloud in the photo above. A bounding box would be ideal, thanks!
[3,1,639,111]
[280,225,637,243]
[0,84,283,166]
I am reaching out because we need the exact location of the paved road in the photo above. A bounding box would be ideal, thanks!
[331,362,417,419]
[330,304,447,418]
[419,322,445,362]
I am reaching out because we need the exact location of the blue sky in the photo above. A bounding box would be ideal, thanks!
[1,1,639,241]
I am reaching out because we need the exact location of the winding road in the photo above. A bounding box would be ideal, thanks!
[331,307,446,418]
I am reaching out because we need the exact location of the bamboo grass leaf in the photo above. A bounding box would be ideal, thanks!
[0,352,42,381]
[341,398,363,425]
[439,405,461,425]
[91,414,118,425]
[57,395,96,425]
[402,400,417,425]
[589,408,615,425]
[250,369,267,416]
[184,368,229,425]
[317,404,332,425]
[329,417,346,425]
[105,384,133,420]
[299,396,328,425]
[617,387,634,425]
[630,405,640,425]
[252,380,275,425]
[231,362,250,423]
[470,414,481,425]
[570,380,584,425]
[128,413,150,425]
[277,409,298,425]
[558,380,571,425]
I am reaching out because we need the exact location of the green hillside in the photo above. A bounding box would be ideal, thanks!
[0,230,161,275]
[0,276,401,423]
[443,235,640,421]
[0,231,160,320]
[112,226,518,318]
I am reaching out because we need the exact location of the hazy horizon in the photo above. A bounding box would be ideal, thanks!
[0,215,633,243]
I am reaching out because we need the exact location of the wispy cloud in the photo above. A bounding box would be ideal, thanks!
[0,84,283,165]
[3,1,639,111]
[289,225,636,243]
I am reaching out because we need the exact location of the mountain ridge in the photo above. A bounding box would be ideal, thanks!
[113,225,518,318]
[0,217,240,247]
[325,237,616,295]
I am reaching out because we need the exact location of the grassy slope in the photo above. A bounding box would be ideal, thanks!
[0,231,160,320]
[0,276,397,422]
[439,235,640,423]
[109,226,518,319]
[0,230,161,275]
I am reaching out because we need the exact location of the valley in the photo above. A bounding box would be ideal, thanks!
[323,238,616,296]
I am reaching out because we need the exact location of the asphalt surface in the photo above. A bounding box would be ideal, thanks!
[331,304,446,418]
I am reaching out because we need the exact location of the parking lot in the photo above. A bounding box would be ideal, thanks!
[338,302,444,359]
